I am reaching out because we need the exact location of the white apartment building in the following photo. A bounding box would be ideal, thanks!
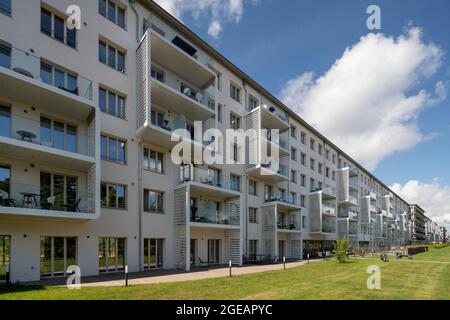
[0,0,443,283]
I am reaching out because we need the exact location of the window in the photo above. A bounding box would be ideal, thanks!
[249,180,257,196]
[99,237,126,273]
[291,147,297,161]
[302,216,306,228]
[248,240,258,256]
[326,167,330,178]
[318,144,323,155]
[40,62,78,94]
[310,158,315,171]
[217,104,223,123]
[101,182,126,209]
[230,83,241,103]
[143,149,164,173]
[0,0,11,16]
[264,185,273,201]
[326,149,330,160]
[99,40,126,72]
[300,195,306,208]
[41,7,76,48]
[99,0,126,28]
[300,153,306,166]
[290,192,297,204]
[150,66,164,82]
[278,188,286,201]
[249,96,258,111]
[40,172,77,211]
[300,131,306,144]
[230,174,241,192]
[144,190,164,213]
[332,154,336,164]
[99,87,126,119]
[0,105,11,137]
[301,174,306,187]
[144,239,164,269]
[290,125,297,139]
[249,208,258,223]
[0,235,10,282]
[233,144,239,162]
[310,138,315,151]
[40,237,77,278]
[310,178,315,191]
[101,134,126,164]
[230,113,241,129]
[40,117,78,153]
[0,44,10,69]
[318,163,323,174]
[291,170,297,183]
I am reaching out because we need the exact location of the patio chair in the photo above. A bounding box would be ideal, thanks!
[62,198,81,212]
[0,190,15,207]
[198,257,209,267]
[42,196,56,210]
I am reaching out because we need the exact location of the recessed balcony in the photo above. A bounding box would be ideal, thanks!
[0,46,94,121]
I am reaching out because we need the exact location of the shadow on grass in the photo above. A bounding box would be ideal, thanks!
[0,285,47,295]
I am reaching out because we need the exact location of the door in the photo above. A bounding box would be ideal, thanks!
[190,239,197,265]
[208,240,220,264]
[99,238,125,273]
[278,240,285,259]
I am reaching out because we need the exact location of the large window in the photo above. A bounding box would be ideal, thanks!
[0,165,10,205]
[0,43,11,69]
[40,236,77,278]
[0,0,11,15]
[248,180,257,196]
[144,238,163,269]
[0,235,10,282]
[99,40,126,73]
[40,117,77,153]
[40,62,78,94]
[99,237,126,273]
[99,87,126,119]
[144,190,164,213]
[40,172,77,211]
[230,83,241,103]
[230,174,240,192]
[0,105,11,137]
[99,0,126,29]
[101,134,126,164]
[249,208,258,223]
[143,148,164,173]
[41,7,76,48]
[230,113,241,130]
[101,182,126,209]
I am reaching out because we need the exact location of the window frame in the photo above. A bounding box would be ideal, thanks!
[101,134,126,164]
[101,182,127,209]
[99,87,126,119]
[99,0,126,29]
[40,7,77,49]
[99,39,126,73]
[249,207,258,224]
[144,189,165,214]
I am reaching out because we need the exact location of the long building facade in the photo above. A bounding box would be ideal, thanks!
[0,0,446,283]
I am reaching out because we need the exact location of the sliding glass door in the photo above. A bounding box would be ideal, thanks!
[40,236,77,278]
[40,172,77,211]
[143,238,164,270]
[99,237,126,273]
[208,239,220,264]
[0,235,10,282]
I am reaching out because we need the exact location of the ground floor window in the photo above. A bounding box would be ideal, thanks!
[248,240,258,257]
[143,238,163,269]
[40,236,77,278]
[99,237,126,273]
[0,235,10,282]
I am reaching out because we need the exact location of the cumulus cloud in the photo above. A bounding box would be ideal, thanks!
[154,0,259,39]
[391,179,450,228]
[280,27,446,171]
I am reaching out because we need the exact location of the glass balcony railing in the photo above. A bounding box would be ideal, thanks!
[277,217,301,231]
[0,113,95,157]
[349,179,358,189]
[190,203,239,226]
[1,46,92,100]
[178,82,216,111]
[0,182,94,214]
[180,165,239,192]
[322,203,336,216]
[322,222,336,234]
[265,193,299,206]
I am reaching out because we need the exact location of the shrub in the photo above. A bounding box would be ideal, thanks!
[429,243,449,249]
[335,239,350,263]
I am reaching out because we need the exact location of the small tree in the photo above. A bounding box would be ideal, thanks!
[335,239,350,263]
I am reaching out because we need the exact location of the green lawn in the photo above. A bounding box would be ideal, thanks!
[1,247,450,300]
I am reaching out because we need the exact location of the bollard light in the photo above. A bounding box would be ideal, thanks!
[125,265,129,287]
[307,253,310,264]
[283,256,286,270]
[229,260,232,277]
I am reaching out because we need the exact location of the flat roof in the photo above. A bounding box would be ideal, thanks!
[139,0,413,208]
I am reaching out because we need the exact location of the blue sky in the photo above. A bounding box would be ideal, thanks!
[156,0,450,223]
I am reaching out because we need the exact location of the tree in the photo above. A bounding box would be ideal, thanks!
[335,239,350,263]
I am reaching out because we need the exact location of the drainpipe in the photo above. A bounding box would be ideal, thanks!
[242,78,249,258]
[130,0,140,42]
[138,139,143,271]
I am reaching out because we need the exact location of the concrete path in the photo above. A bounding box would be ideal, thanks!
[78,260,315,288]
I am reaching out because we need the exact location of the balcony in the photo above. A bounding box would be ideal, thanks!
[339,208,358,220]
[0,46,94,121]
[322,203,336,216]
[0,181,95,219]
[190,203,240,229]
[347,161,358,176]
[261,132,289,156]
[311,184,337,199]
[0,112,95,171]
[349,178,358,191]
[179,165,241,199]
[349,221,359,236]
[277,215,301,233]
[263,193,301,211]
[247,162,289,184]
[322,218,336,234]
[370,204,377,212]
[368,191,377,201]
[248,105,289,131]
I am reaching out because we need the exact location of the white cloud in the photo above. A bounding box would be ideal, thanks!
[280,27,446,171]
[391,179,450,228]
[154,0,259,38]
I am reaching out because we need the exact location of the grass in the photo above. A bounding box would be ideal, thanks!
[1,247,450,300]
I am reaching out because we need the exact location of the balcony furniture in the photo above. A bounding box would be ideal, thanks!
[198,257,209,267]
[190,206,198,221]
[13,67,34,78]
[289,224,296,230]
[41,196,56,210]
[0,190,15,207]
[21,192,39,208]
[261,160,271,168]
[62,198,81,212]
[16,130,37,142]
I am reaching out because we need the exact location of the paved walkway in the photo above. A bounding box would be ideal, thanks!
[33,260,318,288]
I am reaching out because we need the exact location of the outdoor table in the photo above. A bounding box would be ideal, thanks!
[16,130,37,142]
